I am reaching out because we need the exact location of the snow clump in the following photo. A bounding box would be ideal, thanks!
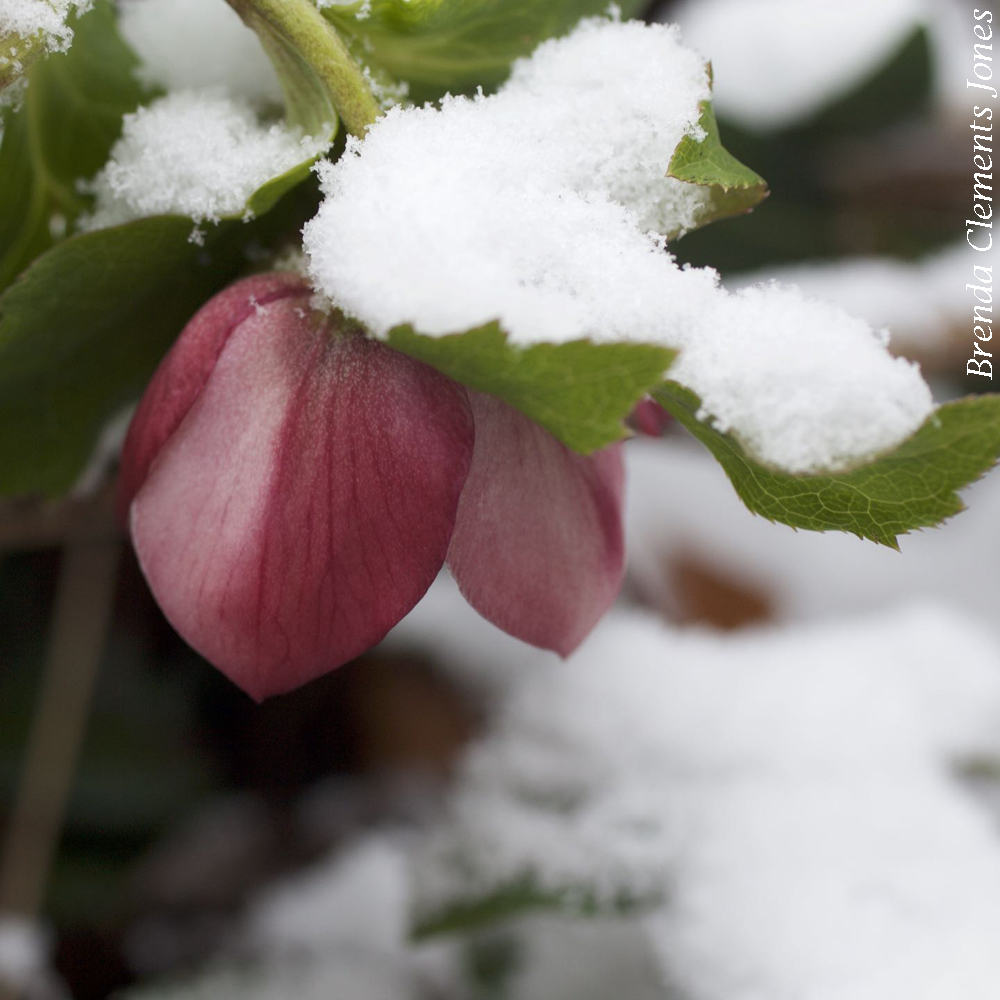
[84,90,329,230]
[303,17,933,473]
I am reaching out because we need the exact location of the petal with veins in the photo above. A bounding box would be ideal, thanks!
[447,392,625,657]
[128,292,474,699]
[118,271,306,521]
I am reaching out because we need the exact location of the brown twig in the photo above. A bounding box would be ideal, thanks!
[0,491,121,998]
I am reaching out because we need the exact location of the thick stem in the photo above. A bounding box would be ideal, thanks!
[228,0,381,136]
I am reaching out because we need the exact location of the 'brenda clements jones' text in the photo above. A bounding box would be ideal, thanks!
[968,9,996,378]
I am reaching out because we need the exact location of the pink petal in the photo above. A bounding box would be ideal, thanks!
[129,299,474,700]
[446,393,625,656]
[118,272,307,522]
[629,397,672,437]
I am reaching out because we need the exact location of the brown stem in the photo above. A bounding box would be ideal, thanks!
[0,536,120,924]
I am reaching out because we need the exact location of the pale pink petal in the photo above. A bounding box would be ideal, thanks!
[446,392,625,656]
[129,301,474,699]
[119,272,308,521]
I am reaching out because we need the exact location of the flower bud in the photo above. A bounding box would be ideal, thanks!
[120,273,474,699]
[121,273,628,698]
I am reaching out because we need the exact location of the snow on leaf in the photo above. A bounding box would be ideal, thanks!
[0,0,145,291]
[0,0,92,89]
[655,383,1000,547]
[81,90,332,231]
[305,19,936,481]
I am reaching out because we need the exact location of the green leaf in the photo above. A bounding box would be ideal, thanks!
[0,219,225,497]
[322,0,648,104]
[655,382,1000,548]
[667,93,768,234]
[0,109,52,291]
[413,876,655,940]
[386,322,674,453]
[0,0,147,291]
[245,150,330,219]
[0,186,318,498]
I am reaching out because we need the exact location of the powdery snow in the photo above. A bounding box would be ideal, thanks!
[0,916,43,988]
[0,0,91,65]
[124,834,456,1000]
[303,17,933,473]
[117,0,283,108]
[0,916,59,995]
[84,91,329,229]
[731,245,970,363]
[665,0,927,131]
[243,838,410,958]
[411,601,1000,1000]
[668,284,932,472]
[504,916,667,1000]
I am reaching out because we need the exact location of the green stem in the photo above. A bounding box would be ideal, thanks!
[227,0,381,136]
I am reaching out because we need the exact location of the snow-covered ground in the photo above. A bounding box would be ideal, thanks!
[122,432,1000,999]
[404,588,1000,1000]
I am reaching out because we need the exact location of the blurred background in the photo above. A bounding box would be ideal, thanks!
[2,1,998,998]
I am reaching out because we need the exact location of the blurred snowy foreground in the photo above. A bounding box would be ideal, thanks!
[83,438,1000,1000]
[1,1,993,996]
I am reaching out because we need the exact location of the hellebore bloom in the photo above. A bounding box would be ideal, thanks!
[120,273,625,699]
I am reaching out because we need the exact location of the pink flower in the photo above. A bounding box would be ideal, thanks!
[120,274,625,699]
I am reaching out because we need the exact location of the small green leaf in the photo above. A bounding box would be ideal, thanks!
[322,0,647,104]
[386,322,674,453]
[413,876,655,940]
[0,0,146,291]
[655,382,1000,547]
[667,95,768,234]
[245,151,329,219]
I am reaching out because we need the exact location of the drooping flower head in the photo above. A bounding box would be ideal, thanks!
[121,274,625,699]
